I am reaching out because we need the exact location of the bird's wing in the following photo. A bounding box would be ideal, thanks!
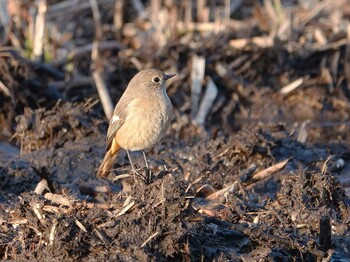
[106,95,134,150]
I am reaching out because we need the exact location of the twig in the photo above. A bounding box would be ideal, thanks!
[43,205,70,214]
[330,51,340,79]
[113,174,133,181]
[115,200,135,217]
[314,28,327,45]
[30,202,46,225]
[140,231,159,248]
[93,71,113,120]
[184,0,192,29]
[309,38,348,53]
[264,0,278,35]
[122,196,134,207]
[344,41,350,90]
[197,0,205,22]
[177,20,249,33]
[321,155,334,175]
[191,55,206,119]
[298,0,332,27]
[97,220,115,228]
[279,76,308,95]
[75,202,112,209]
[297,120,310,143]
[229,36,274,49]
[75,220,88,233]
[244,159,290,187]
[197,208,215,216]
[49,220,58,246]
[26,225,42,236]
[151,0,160,26]
[321,66,334,93]
[8,218,28,226]
[0,80,10,96]
[34,179,48,195]
[114,0,124,39]
[90,0,114,120]
[206,181,239,200]
[195,77,218,126]
[185,176,203,193]
[94,228,111,245]
[44,193,72,207]
[32,0,47,62]
[224,0,230,25]
[33,206,43,220]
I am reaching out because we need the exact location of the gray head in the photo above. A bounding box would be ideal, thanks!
[127,68,176,92]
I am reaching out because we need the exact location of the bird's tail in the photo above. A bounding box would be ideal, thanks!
[97,142,120,178]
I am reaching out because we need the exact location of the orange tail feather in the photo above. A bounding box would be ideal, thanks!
[97,141,120,177]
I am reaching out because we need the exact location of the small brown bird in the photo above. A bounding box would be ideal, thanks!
[97,69,175,178]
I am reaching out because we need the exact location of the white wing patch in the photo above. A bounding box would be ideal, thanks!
[110,115,120,124]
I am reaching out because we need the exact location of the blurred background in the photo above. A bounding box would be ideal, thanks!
[1,0,350,144]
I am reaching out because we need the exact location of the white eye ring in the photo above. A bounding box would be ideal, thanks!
[152,76,161,83]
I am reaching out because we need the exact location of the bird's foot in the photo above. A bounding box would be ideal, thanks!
[131,167,153,184]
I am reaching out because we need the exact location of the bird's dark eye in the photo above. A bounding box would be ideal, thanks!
[152,76,161,83]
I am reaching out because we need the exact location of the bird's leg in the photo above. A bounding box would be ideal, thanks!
[126,150,146,181]
[142,151,152,181]
[142,151,149,169]
[126,150,138,173]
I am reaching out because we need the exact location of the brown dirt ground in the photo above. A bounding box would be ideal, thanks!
[1,1,350,261]
[1,54,350,260]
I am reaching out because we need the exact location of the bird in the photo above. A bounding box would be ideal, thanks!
[97,68,176,178]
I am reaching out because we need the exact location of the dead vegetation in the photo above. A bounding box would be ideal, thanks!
[1,0,350,261]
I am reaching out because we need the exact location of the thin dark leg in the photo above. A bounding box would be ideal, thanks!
[126,150,145,180]
[126,150,138,174]
[142,150,152,181]
[142,151,149,169]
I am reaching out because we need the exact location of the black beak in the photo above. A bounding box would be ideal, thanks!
[164,73,176,81]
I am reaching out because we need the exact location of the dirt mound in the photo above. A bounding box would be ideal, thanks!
[14,101,104,153]
[2,121,350,260]
[2,149,349,261]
